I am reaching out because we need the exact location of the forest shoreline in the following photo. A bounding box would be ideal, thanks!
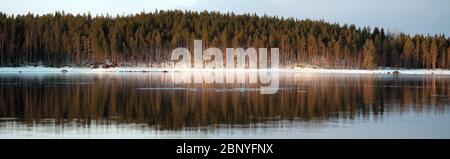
[1,10,449,70]
[1,66,450,75]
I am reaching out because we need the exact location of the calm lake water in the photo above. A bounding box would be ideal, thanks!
[1,71,450,138]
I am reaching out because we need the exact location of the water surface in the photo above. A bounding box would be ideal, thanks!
[1,72,449,138]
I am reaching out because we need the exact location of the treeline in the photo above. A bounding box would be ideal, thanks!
[0,10,449,69]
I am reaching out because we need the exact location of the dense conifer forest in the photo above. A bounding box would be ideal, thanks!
[0,10,449,69]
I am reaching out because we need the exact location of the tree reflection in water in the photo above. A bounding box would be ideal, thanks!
[0,72,449,130]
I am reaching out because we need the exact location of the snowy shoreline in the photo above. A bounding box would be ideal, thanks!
[1,66,450,75]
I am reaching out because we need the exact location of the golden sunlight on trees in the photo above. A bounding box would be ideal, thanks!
[363,39,376,69]
[0,10,449,69]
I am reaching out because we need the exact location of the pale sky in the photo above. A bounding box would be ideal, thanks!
[0,0,449,36]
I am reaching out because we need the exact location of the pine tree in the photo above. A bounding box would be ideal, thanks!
[447,46,450,69]
[402,38,414,68]
[363,39,376,69]
[330,39,342,68]
[306,34,317,65]
[421,40,429,68]
[413,37,421,68]
[430,39,438,70]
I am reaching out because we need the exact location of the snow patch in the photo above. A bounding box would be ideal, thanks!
[290,67,450,75]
